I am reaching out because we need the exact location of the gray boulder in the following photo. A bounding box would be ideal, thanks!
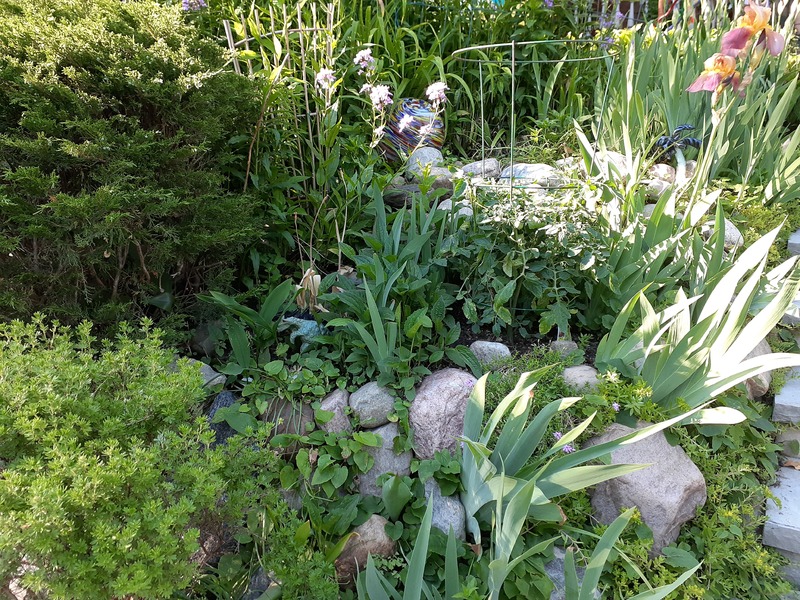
[410,368,477,460]
[562,365,601,392]
[587,422,707,555]
[702,217,744,250]
[357,422,412,497]
[349,382,395,428]
[406,147,444,179]
[461,158,500,178]
[170,357,225,388]
[241,568,274,600]
[743,338,772,399]
[684,160,697,179]
[335,515,397,588]
[319,389,352,434]
[549,340,579,359]
[789,228,800,256]
[207,391,238,447]
[545,546,599,600]
[424,479,466,540]
[469,340,511,366]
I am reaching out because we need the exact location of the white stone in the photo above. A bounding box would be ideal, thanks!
[789,229,800,256]
[469,340,511,366]
[555,156,585,174]
[319,389,352,434]
[461,158,500,178]
[642,179,670,200]
[588,423,707,555]
[499,163,564,187]
[684,160,697,179]
[438,199,473,218]
[349,382,395,428]
[647,163,676,183]
[774,367,800,424]
[562,365,601,391]
[764,467,800,555]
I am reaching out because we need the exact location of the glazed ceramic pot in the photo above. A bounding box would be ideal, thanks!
[380,98,445,162]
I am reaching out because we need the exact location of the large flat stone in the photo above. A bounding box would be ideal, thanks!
[789,229,800,256]
[776,549,800,588]
[774,368,800,424]
[764,467,800,555]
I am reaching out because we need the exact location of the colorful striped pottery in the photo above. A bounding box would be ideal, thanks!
[380,98,445,162]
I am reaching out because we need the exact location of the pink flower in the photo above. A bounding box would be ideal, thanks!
[354,49,376,75]
[562,444,575,454]
[315,68,335,90]
[426,81,449,106]
[721,3,784,58]
[687,53,740,93]
[612,402,620,412]
[368,85,393,112]
[553,431,562,441]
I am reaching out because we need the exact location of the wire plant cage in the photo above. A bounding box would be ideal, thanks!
[450,39,616,191]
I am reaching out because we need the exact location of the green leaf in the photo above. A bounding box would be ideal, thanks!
[353,431,382,447]
[384,520,404,541]
[661,547,699,569]
[224,410,258,434]
[382,475,413,521]
[294,520,312,546]
[263,360,285,375]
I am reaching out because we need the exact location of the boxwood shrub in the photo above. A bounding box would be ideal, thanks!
[0,317,279,598]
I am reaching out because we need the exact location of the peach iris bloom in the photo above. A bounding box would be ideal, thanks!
[721,2,785,57]
[687,53,740,93]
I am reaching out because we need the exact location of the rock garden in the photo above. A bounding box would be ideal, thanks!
[2,0,800,598]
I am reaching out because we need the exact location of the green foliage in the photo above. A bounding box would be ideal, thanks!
[596,226,800,410]
[592,392,792,599]
[411,450,462,496]
[280,428,382,499]
[448,186,604,337]
[199,503,340,600]
[319,195,479,390]
[0,0,264,321]
[0,317,279,599]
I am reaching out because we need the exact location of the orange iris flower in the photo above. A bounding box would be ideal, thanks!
[721,2,785,58]
[687,53,740,93]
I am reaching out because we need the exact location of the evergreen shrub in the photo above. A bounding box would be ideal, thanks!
[0,0,263,321]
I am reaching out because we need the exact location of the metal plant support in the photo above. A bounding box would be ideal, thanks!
[450,39,616,191]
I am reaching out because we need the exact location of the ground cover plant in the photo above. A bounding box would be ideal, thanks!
[3,0,800,598]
